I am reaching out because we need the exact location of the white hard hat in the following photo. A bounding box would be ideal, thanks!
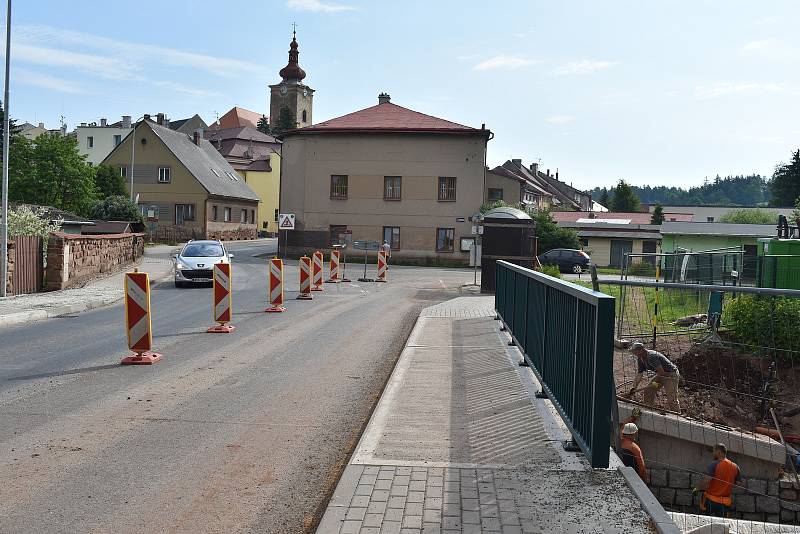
[622,423,639,435]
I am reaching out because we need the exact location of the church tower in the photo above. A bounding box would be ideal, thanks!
[269,30,314,131]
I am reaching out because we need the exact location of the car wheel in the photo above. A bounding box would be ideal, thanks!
[572,264,583,274]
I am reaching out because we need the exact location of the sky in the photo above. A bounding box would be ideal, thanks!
[3,0,800,190]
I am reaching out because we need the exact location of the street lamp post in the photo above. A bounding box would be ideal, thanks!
[1,0,12,298]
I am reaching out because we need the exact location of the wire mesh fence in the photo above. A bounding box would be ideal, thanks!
[584,273,800,529]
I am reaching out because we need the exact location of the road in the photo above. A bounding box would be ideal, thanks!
[0,240,475,534]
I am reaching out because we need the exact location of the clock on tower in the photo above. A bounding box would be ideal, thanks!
[269,29,314,130]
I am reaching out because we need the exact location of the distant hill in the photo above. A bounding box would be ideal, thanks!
[592,174,770,207]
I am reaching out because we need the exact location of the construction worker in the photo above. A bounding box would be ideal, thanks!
[382,240,391,269]
[619,408,647,481]
[626,342,681,412]
[694,443,741,517]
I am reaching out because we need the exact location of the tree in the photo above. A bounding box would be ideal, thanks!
[532,210,580,253]
[94,164,127,198]
[0,100,21,154]
[598,188,610,209]
[271,107,296,134]
[91,195,144,222]
[770,149,800,207]
[7,205,62,238]
[650,204,665,225]
[257,115,270,135]
[610,179,641,212]
[719,209,777,225]
[8,133,98,216]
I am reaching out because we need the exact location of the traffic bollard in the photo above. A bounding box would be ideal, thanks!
[265,258,286,312]
[122,270,162,364]
[298,255,313,300]
[208,262,235,333]
[328,249,340,283]
[376,250,388,282]
[312,250,324,291]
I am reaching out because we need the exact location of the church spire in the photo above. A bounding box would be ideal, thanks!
[279,26,307,83]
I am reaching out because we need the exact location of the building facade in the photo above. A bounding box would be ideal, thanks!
[75,116,133,165]
[660,222,777,255]
[280,94,491,262]
[102,119,259,240]
[269,32,314,130]
[206,126,282,234]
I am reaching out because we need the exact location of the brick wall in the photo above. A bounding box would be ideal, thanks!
[4,239,13,294]
[648,467,800,524]
[46,232,145,290]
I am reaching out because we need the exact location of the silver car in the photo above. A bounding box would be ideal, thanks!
[174,240,234,288]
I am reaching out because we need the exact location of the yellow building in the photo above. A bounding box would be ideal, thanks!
[205,126,282,235]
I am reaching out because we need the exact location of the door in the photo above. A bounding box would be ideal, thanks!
[11,235,43,294]
[610,240,633,268]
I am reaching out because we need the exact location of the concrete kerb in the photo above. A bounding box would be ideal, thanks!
[620,465,683,534]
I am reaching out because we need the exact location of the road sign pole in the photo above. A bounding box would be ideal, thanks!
[363,248,368,280]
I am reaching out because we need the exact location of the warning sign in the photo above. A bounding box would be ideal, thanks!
[278,213,295,230]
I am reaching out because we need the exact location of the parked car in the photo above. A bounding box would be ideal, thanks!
[174,240,234,287]
[538,248,591,274]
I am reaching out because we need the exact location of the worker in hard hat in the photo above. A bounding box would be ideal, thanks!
[694,443,741,517]
[619,412,647,481]
[626,342,681,412]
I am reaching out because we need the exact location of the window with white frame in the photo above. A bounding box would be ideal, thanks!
[119,166,127,179]
[114,134,122,146]
[240,209,246,223]
[224,207,231,222]
[158,167,171,183]
[87,136,94,148]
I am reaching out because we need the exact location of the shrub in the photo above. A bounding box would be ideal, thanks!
[628,261,656,276]
[724,294,800,353]
[91,195,144,223]
[540,264,562,279]
[7,205,62,238]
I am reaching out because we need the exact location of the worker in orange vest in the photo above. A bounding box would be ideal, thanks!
[619,408,647,481]
[695,443,741,517]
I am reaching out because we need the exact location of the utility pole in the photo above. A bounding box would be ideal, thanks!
[1,0,12,298]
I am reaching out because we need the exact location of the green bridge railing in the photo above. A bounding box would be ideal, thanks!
[495,260,615,468]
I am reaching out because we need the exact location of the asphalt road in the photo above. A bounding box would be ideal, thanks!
[0,241,474,534]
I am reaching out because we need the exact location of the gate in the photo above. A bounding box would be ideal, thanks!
[11,235,44,295]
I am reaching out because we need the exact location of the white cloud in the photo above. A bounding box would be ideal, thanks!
[695,82,785,98]
[742,39,774,51]
[545,115,575,125]
[151,81,222,99]
[14,25,260,78]
[16,69,86,94]
[473,55,537,71]
[287,0,355,12]
[555,60,617,75]
[14,44,136,79]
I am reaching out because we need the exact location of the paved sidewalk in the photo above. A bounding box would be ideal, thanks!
[317,296,664,534]
[0,244,175,328]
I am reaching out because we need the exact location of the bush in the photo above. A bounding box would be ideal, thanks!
[7,205,62,238]
[628,262,656,276]
[724,295,800,352]
[540,264,562,279]
[91,195,144,223]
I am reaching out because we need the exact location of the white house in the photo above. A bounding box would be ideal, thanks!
[75,116,133,165]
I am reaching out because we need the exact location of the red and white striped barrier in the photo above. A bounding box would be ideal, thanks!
[312,250,324,291]
[298,255,313,300]
[377,250,388,282]
[208,263,235,333]
[122,270,162,364]
[328,250,340,283]
[266,258,286,312]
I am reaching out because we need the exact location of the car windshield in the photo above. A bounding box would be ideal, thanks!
[182,243,224,257]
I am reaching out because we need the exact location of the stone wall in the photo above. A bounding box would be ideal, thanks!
[4,239,13,294]
[206,222,257,241]
[649,467,800,524]
[46,232,145,290]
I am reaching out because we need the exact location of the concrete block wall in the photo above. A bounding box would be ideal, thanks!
[648,467,800,524]
[46,232,145,290]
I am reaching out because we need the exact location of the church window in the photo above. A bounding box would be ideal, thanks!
[302,110,307,123]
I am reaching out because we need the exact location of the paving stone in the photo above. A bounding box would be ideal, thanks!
[411,471,427,481]
[422,523,441,534]
[376,479,393,491]
[364,466,380,475]
[380,522,401,534]
[405,502,423,516]
[424,497,442,510]
[461,498,479,511]
[360,527,381,534]
[409,481,426,492]
[352,495,371,508]
[372,490,390,502]
[479,492,498,505]
[443,492,460,504]
[407,491,425,503]
[498,499,516,513]
[401,515,422,529]
[400,530,421,534]
[422,509,441,523]
[356,485,374,496]
[391,485,409,497]
[442,516,461,530]
[384,508,404,522]
[481,516,502,531]
[501,526,523,534]
[361,474,378,486]
[394,475,411,486]
[396,467,412,476]
[443,501,461,517]
[367,501,388,515]
[346,508,368,521]
[461,524,483,534]
[387,496,406,509]
[428,468,444,476]
[341,520,363,534]
[378,469,395,480]
[427,476,444,487]
[425,486,443,498]
[462,510,480,524]
[362,514,384,528]
[499,511,520,526]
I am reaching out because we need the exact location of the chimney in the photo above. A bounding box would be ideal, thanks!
[530,162,539,175]
[100,118,107,127]
[144,114,151,122]
[547,169,550,177]
[80,122,87,126]
[556,169,559,181]
[38,122,44,129]
[193,130,200,145]
[512,158,522,167]
[164,118,170,128]
[378,93,391,105]
[156,113,165,125]
[122,115,131,128]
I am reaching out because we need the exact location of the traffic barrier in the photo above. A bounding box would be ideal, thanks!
[298,255,313,300]
[377,250,388,282]
[328,250,340,283]
[312,250,324,291]
[122,270,162,364]
[208,262,235,333]
[265,258,286,312]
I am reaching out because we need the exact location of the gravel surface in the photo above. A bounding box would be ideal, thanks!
[0,241,472,533]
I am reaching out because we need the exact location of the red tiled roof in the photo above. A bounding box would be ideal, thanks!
[551,211,692,224]
[218,107,264,130]
[287,102,488,135]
